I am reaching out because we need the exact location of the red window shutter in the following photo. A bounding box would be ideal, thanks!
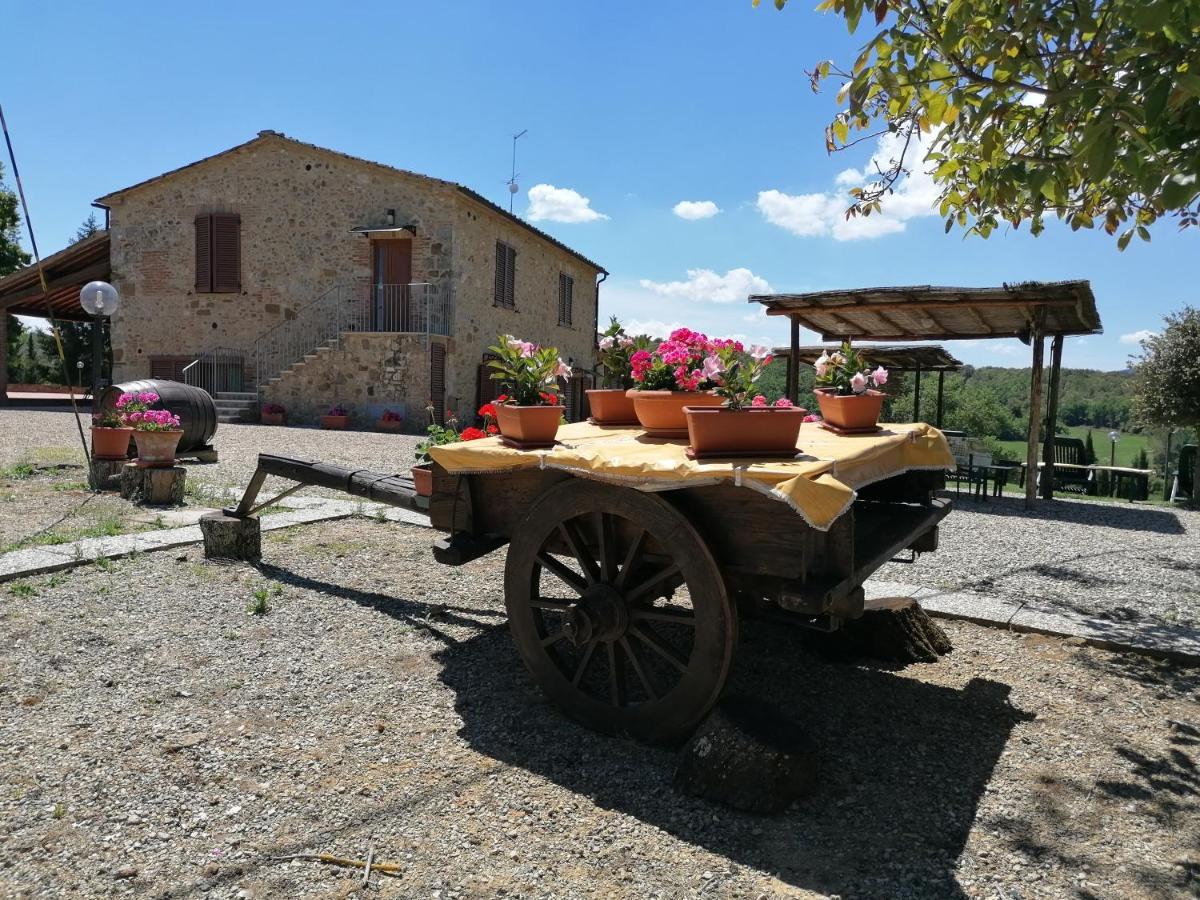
[211,213,241,293]
[430,342,447,424]
[194,215,212,292]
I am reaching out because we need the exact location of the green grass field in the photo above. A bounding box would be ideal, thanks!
[996,425,1153,468]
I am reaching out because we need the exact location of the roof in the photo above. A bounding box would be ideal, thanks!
[0,231,110,321]
[751,281,1101,342]
[96,131,607,274]
[773,343,963,372]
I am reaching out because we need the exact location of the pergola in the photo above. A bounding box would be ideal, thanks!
[0,231,110,403]
[750,281,1103,508]
[774,343,963,428]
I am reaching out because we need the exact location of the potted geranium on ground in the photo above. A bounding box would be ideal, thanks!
[587,317,651,425]
[321,404,350,430]
[683,344,806,457]
[626,328,726,437]
[116,391,183,467]
[261,403,286,426]
[91,406,133,460]
[412,407,489,496]
[376,409,404,433]
[812,343,889,433]
[487,335,568,448]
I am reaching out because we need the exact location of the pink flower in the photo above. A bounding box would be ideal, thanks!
[774,397,793,408]
[598,336,615,350]
[751,394,768,408]
[850,372,868,394]
[554,358,571,378]
[749,344,772,361]
[803,414,822,423]
[674,366,702,391]
[871,365,888,387]
[701,355,724,380]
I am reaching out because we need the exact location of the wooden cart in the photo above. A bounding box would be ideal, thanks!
[233,451,950,743]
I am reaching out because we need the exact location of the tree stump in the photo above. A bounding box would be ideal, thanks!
[673,695,818,814]
[88,458,128,492]
[200,512,261,562]
[833,596,953,664]
[119,463,186,506]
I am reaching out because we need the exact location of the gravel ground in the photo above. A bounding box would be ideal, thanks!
[2,517,1197,900]
[878,493,1200,628]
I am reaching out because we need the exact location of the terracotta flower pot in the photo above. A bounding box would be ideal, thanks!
[495,404,561,448]
[626,389,724,438]
[132,429,183,468]
[376,419,405,433]
[261,412,285,426]
[321,415,350,430]
[683,406,807,458]
[585,388,639,425]
[91,426,133,460]
[814,389,885,432]
[412,464,433,497]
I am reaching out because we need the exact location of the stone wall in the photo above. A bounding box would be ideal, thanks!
[260,333,442,433]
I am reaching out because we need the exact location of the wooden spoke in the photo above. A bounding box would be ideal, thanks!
[629,605,696,626]
[615,529,647,590]
[629,623,689,672]
[619,635,659,701]
[529,598,573,612]
[606,640,625,708]
[571,639,599,687]
[558,520,600,585]
[626,563,682,601]
[540,630,566,647]
[536,551,587,594]
[596,512,618,583]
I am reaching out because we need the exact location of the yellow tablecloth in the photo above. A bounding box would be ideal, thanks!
[430,420,955,531]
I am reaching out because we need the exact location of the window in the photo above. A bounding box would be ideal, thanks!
[558,273,574,326]
[494,241,516,308]
[195,213,241,293]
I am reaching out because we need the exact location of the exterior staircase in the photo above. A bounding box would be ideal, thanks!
[213,391,258,424]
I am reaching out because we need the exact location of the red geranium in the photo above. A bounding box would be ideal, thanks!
[461,426,486,441]
[478,403,497,419]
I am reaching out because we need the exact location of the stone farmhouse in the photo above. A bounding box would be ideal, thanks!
[0,131,606,428]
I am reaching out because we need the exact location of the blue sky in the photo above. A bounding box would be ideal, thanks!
[6,0,1193,370]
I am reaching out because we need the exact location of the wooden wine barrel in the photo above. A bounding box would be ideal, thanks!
[98,379,218,452]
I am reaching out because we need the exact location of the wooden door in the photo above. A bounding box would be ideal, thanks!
[372,240,413,330]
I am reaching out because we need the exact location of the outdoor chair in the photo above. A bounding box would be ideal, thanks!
[1048,437,1092,494]
[950,448,992,500]
[1172,444,1197,505]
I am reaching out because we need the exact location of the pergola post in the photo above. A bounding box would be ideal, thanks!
[912,366,922,422]
[1040,334,1064,501]
[787,316,800,404]
[0,311,7,407]
[936,370,945,429]
[1025,332,1045,510]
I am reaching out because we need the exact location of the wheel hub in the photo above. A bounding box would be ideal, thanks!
[563,584,628,646]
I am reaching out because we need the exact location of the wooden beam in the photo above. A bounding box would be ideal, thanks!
[964,306,993,334]
[921,309,958,336]
[0,260,111,309]
[1025,332,1045,510]
[822,312,860,337]
[764,296,1079,316]
[820,331,1024,342]
[1040,334,1064,501]
[787,316,800,403]
[872,310,908,334]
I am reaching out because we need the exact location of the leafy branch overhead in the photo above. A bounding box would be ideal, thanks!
[755,0,1200,247]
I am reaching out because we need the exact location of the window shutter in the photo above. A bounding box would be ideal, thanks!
[430,342,447,424]
[494,242,516,308]
[505,245,516,308]
[194,215,212,292]
[558,273,573,326]
[150,356,187,381]
[477,352,501,413]
[211,213,241,293]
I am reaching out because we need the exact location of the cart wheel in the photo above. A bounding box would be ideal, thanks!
[504,479,736,743]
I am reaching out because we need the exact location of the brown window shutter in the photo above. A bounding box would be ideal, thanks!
[211,213,241,293]
[505,245,515,307]
[558,273,573,326]
[430,342,447,424]
[476,352,501,412]
[150,356,187,381]
[194,215,212,292]
[494,242,506,306]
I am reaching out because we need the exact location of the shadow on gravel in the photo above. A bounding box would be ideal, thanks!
[942,494,1188,534]
[438,619,1033,899]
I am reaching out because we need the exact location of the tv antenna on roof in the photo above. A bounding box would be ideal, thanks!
[506,129,527,214]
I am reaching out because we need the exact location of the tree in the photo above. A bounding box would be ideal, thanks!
[3,161,33,384]
[1083,429,1097,464]
[755,0,1200,247]
[1130,306,1200,428]
[72,212,99,244]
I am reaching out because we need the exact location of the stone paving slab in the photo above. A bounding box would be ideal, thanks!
[0,496,429,584]
[866,580,1200,663]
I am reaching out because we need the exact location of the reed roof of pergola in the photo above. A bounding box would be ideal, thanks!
[751,280,1101,343]
[773,343,963,372]
[0,231,110,322]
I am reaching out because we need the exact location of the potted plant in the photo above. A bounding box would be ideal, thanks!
[376,409,404,433]
[116,391,183,467]
[586,317,651,425]
[683,344,807,457]
[626,328,726,437]
[91,406,133,460]
[487,336,568,448]
[412,407,489,496]
[321,404,350,430]
[812,343,889,433]
[261,403,286,426]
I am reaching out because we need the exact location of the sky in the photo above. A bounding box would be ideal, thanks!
[5,0,1194,371]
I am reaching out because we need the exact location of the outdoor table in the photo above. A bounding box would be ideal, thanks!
[1090,465,1153,500]
[979,464,1021,498]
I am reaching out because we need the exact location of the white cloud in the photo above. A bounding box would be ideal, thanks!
[757,131,940,240]
[1119,329,1156,345]
[672,200,720,220]
[526,184,608,223]
[624,319,687,339]
[638,267,772,304]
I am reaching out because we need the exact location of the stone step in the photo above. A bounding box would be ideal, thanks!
[214,400,256,411]
[215,391,257,401]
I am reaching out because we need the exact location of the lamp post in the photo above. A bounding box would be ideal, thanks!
[79,281,119,403]
[1165,427,1177,502]
[1108,430,1120,497]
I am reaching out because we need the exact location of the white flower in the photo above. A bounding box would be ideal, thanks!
[749,344,772,361]
[850,372,868,394]
[555,359,572,378]
[598,336,616,350]
[871,365,888,387]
